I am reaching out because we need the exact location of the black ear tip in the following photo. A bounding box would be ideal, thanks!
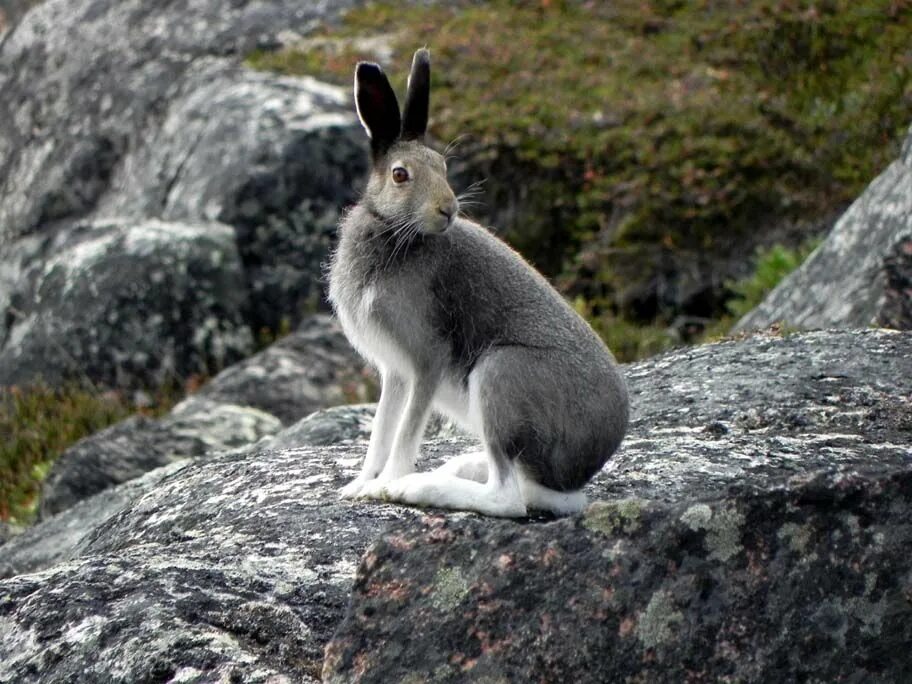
[356,61,384,80]
[412,48,430,68]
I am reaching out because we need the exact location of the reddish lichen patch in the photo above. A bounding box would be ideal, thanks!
[619,616,637,638]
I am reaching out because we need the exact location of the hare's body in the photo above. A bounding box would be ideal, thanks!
[328,50,628,516]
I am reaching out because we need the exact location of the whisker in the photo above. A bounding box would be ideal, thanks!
[384,219,420,271]
[444,134,470,159]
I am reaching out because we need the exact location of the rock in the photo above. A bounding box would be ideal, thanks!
[93,63,367,334]
[325,471,912,683]
[0,0,367,388]
[195,314,374,426]
[1,330,910,682]
[0,446,444,683]
[0,0,36,37]
[735,125,912,331]
[3,406,466,580]
[0,0,362,242]
[35,314,372,518]
[878,236,912,329]
[0,218,253,389]
[39,397,282,519]
[0,461,193,580]
[325,329,912,681]
[267,404,379,449]
[261,403,470,450]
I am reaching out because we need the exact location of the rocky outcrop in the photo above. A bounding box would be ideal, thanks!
[38,398,282,520]
[0,447,434,684]
[0,0,366,388]
[0,218,253,388]
[194,315,375,425]
[1,329,910,682]
[736,125,912,332]
[879,236,912,329]
[0,403,462,580]
[0,0,36,37]
[35,314,371,519]
[326,469,912,682]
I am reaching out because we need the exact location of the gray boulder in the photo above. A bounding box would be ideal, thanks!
[0,0,37,37]
[195,314,375,425]
[93,62,367,334]
[879,235,912,329]
[0,447,434,683]
[0,0,362,241]
[260,404,469,451]
[38,398,282,519]
[736,125,912,331]
[0,460,193,580]
[36,314,372,519]
[0,218,253,388]
[326,470,912,683]
[0,0,366,388]
[1,405,471,579]
[0,329,910,682]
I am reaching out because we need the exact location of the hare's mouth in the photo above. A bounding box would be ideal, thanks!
[422,208,453,235]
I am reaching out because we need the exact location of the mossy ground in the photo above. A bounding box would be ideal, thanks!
[248,0,911,357]
[0,384,179,523]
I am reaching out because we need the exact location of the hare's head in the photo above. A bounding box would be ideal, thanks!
[355,49,458,235]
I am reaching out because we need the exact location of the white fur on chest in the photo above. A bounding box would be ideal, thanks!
[335,285,412,377]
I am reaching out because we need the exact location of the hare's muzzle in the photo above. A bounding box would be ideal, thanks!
[433,199,458,233]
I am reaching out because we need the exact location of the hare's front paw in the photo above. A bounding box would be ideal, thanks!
[356,477,396,501]
[339,476,373,499]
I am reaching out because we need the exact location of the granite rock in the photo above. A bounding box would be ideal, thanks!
[0,0,366,388]
[0,330,909,683]
[35,314,372,519]
[878,236,912,329]
[325,471,912,683]
[735,124,912,331]
[195,314,374,426]
[326,329,912,682]
[0,218,253,389]
[38,398,282,520]
[261,404,470,451]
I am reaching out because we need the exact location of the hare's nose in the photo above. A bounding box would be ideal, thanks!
[439,200,458,221]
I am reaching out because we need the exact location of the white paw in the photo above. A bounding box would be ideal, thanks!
[382,472,460,508]
[381,473,441,506]
[355,477,395,501]
[339,476,373,499]
[351,473,432,505]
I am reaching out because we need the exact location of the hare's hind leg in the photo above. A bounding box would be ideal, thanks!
[518,472,587,515]
[433,451,489,483]
[375,448,526,517]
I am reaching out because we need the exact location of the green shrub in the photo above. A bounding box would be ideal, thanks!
[0,384,177,523]
[574,297,678,362]
[725,240,822,320]
[701,238,821,339]
[248,1,911,357]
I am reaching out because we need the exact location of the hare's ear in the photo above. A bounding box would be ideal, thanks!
[401,48,430,141]
[355,62,401,157]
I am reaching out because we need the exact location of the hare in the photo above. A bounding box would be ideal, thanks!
[328,48,629,517]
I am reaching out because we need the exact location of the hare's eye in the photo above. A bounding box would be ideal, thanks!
[391,167,410,184]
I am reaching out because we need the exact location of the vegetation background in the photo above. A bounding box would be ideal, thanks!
[2,0,911,523]
[250,0,911,353]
